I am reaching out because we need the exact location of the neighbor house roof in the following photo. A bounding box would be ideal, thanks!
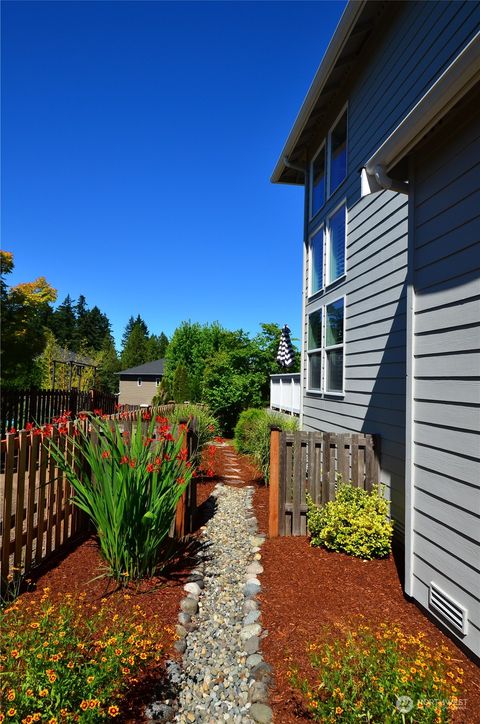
[271,0,379,185]
[116,359,165,376]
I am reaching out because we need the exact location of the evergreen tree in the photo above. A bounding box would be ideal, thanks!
[50,295,77,350]
[121,323,149,369]
[81,306,111,351]
[121,316,136,349]
[96,336,120,393]
[158,332,169,357]
[172,363,191,402]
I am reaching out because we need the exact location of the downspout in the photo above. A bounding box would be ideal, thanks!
[368,163,409,195]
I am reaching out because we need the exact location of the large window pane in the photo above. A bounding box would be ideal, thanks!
[326,349,343,392]
[328,205,346,283]
[311,146,325,217]
[326,298,344,346]
[329,111,347,194]
[308,310,322,350]
[310,228,323,294]
[308,352,322,391]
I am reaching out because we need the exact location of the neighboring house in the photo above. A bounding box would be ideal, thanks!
[272,2,480,657]
[117,359,165,406]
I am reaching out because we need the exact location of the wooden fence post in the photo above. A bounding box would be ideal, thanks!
[268,427,281,537]
[174,422,188,539]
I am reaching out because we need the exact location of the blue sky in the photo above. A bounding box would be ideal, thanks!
[2,0,346,350]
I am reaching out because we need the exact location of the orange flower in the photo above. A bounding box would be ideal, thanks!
[108,706,120,717]
[7,711,16,719]
[80,701,89,711]
[7,690,15,701]
[39,689,48,697]
[335,707,343,715]
[10,650,20,659]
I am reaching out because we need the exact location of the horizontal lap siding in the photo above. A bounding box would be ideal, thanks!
[411,99,480,656]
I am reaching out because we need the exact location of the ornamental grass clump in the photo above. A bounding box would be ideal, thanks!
[233,408,298,482]
[0,588,171,722]
[48,412,193,582]
[288,618,464,723]
[306,482,393,559]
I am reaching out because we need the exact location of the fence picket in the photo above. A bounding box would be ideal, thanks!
[13,431,28,570]
[24,433,39,571]
[1,434,15,583]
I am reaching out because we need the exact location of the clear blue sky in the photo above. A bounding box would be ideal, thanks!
[2,0,346,350]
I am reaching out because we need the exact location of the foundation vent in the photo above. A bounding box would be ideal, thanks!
[429,582,468,635]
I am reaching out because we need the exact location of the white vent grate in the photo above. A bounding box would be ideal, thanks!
[429,582,468,635]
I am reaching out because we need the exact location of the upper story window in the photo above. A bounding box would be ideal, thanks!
[309,106,348,219]
[310,145,325,218]
[309,225,324,295]
[307,309,322,392]
[326,203,346,285]
[328,110,347,195]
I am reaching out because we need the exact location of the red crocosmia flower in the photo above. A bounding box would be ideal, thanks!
[93,409,102,416]
[129,459,136,468]
[79,413,88,421]
[177,476,185,484]
[156,416,168,424]
[9,427,16,434]
[164,454,171,462]
[25,422,34,431]
[186,461,192,469]
[178,448,188,461]
[179,423,187,432]
[142,411,151,421]
[120,455,129,464]
[114,404,121,411]
[59,425,68,435]
[64,411,72,418]
[101,450,111,459]
[154,457,161,466]
[146,463,155,473]
[208,424,215,432]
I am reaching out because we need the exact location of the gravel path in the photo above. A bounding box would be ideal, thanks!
[148,465,272,724]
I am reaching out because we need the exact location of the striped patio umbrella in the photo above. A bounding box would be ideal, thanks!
[276,325,295,369]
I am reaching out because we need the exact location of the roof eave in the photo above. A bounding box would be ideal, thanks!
[271,0,367,185]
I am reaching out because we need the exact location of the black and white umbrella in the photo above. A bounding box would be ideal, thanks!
[276,325,295,369]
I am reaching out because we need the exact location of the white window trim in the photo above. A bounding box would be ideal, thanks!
[306,295,346,396]
[308,223,325,298]
[155,378,161,387]
[327,103,348,198]
[137,377,142,386]
[306,307,323,394]
[325,199,347,288]
[324,295,346,396]
[309,141,326,221]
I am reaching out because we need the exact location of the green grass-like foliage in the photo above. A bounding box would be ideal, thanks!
[233,408,298,482]
[166,403,220,468]
[306,483,393,559]
[48,413,192,582]
[289,618,463,723]
[1,590,170,721]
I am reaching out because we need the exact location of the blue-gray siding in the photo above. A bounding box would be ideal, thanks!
[302,0,480,539]
[411,102,480,657]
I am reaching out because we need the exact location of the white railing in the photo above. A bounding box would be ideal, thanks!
[270,373,301,416]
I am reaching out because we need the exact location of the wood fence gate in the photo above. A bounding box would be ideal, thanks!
[268,429,381,537]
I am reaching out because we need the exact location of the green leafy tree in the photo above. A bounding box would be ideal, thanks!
[172,363,191,402]
[1,252,57,388]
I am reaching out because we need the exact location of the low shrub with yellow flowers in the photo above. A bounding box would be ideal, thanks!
[0,587,172,722]
[288,617,464,723]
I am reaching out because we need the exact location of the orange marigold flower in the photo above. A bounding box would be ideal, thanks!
[39,688,49,697]
[87,675,94,684]
[335,707,343,715]
[80,701,89,711]
[7,690,15,701]
[108,706,120,717]
[26,689,34,696]
[67,661,75,668]
[10,650,20,659]
[7,711,16,718]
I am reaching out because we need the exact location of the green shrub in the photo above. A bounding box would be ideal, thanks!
[48,412,192,582]
[306,483,393,559]
[289,618,463,723]
[233,408,298,482]
[166,403,220,467]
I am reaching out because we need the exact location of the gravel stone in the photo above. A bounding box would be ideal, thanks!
[180,598,198,616]
[249,703,273,723]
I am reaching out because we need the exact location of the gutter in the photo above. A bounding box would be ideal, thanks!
[271,0,367,184]
[364,31,480,190]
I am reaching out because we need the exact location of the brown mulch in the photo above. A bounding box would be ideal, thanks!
[10,440,480,722]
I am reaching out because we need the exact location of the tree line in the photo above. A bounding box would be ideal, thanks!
[0,252,169,393]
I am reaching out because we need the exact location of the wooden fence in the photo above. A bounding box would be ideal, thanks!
[1,388,118,439]
[268,429,381,537]
[0,404,198,592]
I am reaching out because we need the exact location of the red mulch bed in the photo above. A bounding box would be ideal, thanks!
[10,441,480,722]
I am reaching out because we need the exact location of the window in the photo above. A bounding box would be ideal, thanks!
[307,309,322,391]
[309,226,324,295]
[155,378,161,387]
[306,297,345,395]
[310,144,325,218]
[325,298,344,393]
[137,377,142,386]
[326,203,346,284]
[328,110,347,195]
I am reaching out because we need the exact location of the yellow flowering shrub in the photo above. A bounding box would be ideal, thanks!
[0,588,171,722]
[306,483,393,559]
[289,618,464,723]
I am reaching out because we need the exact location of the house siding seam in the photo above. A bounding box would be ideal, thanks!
[301,0,480,541]
[410,97,480,657]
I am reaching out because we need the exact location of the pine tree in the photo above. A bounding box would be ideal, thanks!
[172,363,191,402]
[158,332,169,357]
[50,295,77,350]
[81,306,111,351]
[121,316,136,349]
[121,323,149,369]
[96,336,120,393]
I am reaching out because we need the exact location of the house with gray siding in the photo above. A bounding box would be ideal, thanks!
[117,359,165,406]
[272,0,480,658]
